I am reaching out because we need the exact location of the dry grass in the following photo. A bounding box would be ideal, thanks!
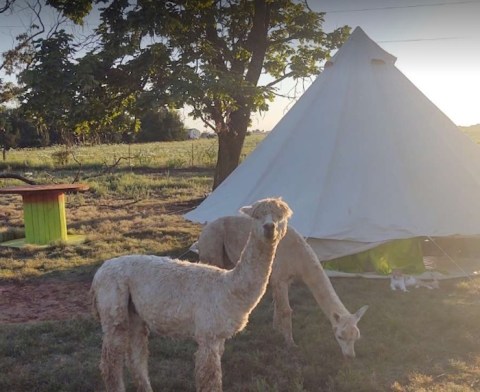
[1,138,480,391]
[0,171,209,280]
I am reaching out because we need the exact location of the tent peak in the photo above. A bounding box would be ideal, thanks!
[327,26,397,67]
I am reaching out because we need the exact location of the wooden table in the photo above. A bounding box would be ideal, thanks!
[0,183,89,246]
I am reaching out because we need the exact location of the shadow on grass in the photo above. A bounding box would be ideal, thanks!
[1,274,480,391]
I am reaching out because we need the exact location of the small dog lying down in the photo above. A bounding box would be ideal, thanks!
[390,269,439,292]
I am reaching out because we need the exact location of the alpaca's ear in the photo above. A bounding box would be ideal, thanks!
[239,205,254,217]
[354,305,369,322]
[284,205,293,219]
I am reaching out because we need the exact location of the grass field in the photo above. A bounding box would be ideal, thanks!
[0,134,265,171]
[1,135,480,391]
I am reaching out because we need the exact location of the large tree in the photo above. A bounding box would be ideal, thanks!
[1,0,179,144]
[2,1,349,188]
[18,30,78,144]
[92,0,349,188]
[0,0,91,102]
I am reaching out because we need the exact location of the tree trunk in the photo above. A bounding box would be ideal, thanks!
[213,129,245,190]
[208,0,269,190]
[213,102,254,189]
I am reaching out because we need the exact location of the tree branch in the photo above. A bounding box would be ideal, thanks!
[204,11,230,74]
[267,31,302,48]
[0,0,15,14]
[244,0,270,85]
[262,70,295,88]
[0,173,37,185]
[0,0,47,74]
[198,112,217,133]
[302,0,313,13]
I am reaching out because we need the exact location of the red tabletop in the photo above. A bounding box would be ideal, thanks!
[0,184,89,195]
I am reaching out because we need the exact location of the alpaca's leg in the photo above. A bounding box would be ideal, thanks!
[126,308,153,392]
[101,326,128,392]
[95,283,130,392]
[272,281,295,347]
[194,338,224,392]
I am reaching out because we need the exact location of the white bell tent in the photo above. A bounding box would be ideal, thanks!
[184,27,480,274]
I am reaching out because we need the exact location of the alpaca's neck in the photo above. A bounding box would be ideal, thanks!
[227,230,277,310]
[299,243,350,322]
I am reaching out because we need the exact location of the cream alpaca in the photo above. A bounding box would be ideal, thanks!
[91,197,292,392]
[197,215,368,358]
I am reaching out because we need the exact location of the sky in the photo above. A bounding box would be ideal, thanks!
[233,0,480,132]
[1,0,479,130]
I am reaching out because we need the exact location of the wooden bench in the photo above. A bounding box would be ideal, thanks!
[0,183,89,247]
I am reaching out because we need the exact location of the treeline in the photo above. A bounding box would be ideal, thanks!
[0,1,350,186]
[0,106,187,150]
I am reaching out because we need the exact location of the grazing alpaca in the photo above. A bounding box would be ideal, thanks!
[91,197,292,392]
[197,216,368,358]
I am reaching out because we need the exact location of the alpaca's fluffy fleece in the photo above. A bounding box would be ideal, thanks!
[91,197,292,392]
[197,215,368,358]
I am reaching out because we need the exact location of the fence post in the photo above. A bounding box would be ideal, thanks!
[191,142,194,167]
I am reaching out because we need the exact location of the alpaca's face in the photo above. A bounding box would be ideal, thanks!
[239,198,292,243]
[332,305,368,359]
[333,316,361,358]
[261,214,288,242]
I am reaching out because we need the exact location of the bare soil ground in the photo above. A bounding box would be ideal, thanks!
[0,178,205,325]
[0,279,91,323]
[0,255,477,324]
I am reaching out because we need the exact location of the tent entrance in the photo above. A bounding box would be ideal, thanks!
[320,236,480,278]
[322,238,425,275]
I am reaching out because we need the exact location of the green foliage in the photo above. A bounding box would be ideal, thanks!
[1,32,36,78]
[0,110,19,150]
[46,0,93,24]
[0,108,47,148]
[137,108,187,142]
[19,30,77,145]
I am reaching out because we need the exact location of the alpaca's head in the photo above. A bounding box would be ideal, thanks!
[239,197,292,242]
[332,305,369,359]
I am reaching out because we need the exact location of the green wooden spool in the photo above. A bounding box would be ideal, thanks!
[0,184,89,247]
[23,192,68,244]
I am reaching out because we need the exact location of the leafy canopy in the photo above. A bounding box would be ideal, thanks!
[91,0,350,132]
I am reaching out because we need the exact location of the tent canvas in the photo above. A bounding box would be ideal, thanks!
[184,27,480,276]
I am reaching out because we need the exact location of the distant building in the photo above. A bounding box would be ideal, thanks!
[187,128,201,139]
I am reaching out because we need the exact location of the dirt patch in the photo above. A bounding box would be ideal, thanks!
[0,279,91,324]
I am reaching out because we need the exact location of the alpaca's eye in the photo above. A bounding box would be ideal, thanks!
[336,335,345,341]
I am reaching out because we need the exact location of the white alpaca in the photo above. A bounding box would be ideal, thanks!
[91,197,292,392]
[197,216,368,358]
